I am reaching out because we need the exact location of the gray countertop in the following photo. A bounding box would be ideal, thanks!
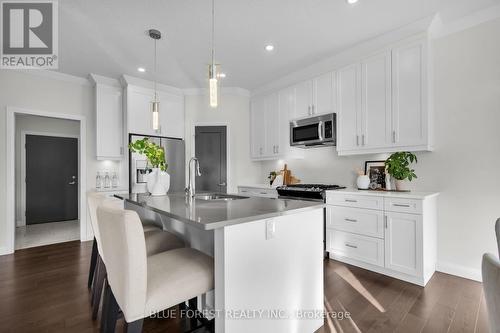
[115,193,325,230]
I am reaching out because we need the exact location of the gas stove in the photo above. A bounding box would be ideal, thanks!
[276,184,346,201]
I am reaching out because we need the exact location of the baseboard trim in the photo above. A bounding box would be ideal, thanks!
[0,246,13,256]
[436,261,482,282]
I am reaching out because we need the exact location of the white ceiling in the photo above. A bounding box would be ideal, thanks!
[59,0,499,90]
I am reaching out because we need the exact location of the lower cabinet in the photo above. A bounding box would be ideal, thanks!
[326,191,437,286]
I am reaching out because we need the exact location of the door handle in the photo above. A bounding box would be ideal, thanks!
[318,121,323,141]
[218,182,227,186]
[69,181,76,185]
[345,243,358,249]
[344,218,357,222]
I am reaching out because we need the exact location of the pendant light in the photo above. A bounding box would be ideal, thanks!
[208,0,220,108]
[149,29,161,130]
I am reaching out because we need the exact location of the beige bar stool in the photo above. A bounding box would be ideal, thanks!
[96,206,214,333]
[87,193,185,320]
[482,253,500,332]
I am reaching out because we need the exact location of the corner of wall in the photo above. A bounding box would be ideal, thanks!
[436,261,482,282]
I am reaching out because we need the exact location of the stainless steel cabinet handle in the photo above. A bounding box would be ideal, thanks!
[312,105,315,114]
[308,106,312,115]
[345,199,357,203]
[356,135,359,146]
[218,182,227,186]
[276,145,279,154]
[392,130,396,143]
[260,192,268,195]
[260,147,263,155]
[318,121,323,141]
[384,215,388,229]
[344,218,357,222]
[345,243,358,249]
[69,181,76,185]
[393,203,411,208]
[362,134,365,146]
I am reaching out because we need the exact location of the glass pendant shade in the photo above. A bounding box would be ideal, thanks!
[151,99,160,130]
[209,64,220,109]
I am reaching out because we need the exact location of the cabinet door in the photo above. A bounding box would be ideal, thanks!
[96,85,123,159]
[392,39,428,147]
[337,64,361,151]
[278,86,294,156]
[293,80,313,119]
[250,96,266,159]
[265,92,280,156]
[127,89,156,136]
[312,72,335,116]
[159,92,184,139]
[384,212,422,276]
[361,51,392,149]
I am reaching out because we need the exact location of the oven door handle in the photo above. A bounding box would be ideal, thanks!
[318,121,323,141]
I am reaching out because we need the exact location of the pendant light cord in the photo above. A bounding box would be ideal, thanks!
[211,0,215,67]
[154,37,158,101]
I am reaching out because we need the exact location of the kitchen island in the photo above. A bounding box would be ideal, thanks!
[115,193,325,333]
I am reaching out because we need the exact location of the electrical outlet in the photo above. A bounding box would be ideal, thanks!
[266,220,275,240]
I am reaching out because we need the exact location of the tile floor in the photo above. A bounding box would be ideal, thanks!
[15,220,80,250]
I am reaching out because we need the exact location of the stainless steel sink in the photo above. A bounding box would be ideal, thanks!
[195,193,249,201]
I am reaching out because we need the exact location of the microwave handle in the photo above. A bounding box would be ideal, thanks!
[318,121,323,141]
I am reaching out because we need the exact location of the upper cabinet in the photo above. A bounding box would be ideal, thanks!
[336,37,432,155]
[291,72,336,119]
[123,75,185,139]
[90,74,124,160]
[249,35,433,160]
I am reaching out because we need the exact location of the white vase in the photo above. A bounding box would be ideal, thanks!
[394,179,409,191]
[356,175,370,190]
[146,168,170,196]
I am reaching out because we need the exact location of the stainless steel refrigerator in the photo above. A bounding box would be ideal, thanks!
[128,134,185,194]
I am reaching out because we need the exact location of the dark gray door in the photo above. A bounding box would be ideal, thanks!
[26,135,78,224]
[195,126,227,193]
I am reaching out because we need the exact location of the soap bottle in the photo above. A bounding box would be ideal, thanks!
[96,171,102,189]
[104,171,111,188]
[111,172,118,188]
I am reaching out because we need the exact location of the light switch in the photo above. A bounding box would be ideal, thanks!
[266,219,275,240]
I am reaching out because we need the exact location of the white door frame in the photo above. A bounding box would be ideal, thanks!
[5,107,88,254]
[19,131,81,227]
[191,122,231,192]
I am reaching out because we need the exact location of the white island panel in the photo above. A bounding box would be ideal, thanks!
[215,208,324,333]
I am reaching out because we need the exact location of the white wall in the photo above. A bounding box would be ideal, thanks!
[0,70,123,252]
[261,18,500,280]
[184,92,262,193]
[15,114,80,223]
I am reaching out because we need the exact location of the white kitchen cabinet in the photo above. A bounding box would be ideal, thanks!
[391,39,428,148]
[361,51,392,149]
[250,96,266,158]
[337,64,361,151]
[90,74,124,160]
[125,81,185,139]
[385,212,422,276]
[238,185,278,198]
[266,92,280,156]
[290,72,335,119]
[326,190,438,286]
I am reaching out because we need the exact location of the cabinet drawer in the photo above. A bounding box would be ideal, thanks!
[384,197,422,214]
[327,230,384,267]
[326,193,384,210]
[326,206,384,238]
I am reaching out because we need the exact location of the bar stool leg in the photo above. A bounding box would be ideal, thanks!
[88,237,98,289]
[124,319,144,333]
[92,255,107,320]
[100,280,119,333]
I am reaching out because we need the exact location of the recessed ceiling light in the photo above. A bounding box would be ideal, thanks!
[218,72,226,78]
[265,44,275,52]
[346,0,359,4]
[137,67,146,72]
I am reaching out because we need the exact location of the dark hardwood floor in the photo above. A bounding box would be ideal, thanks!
[0,241,489,333]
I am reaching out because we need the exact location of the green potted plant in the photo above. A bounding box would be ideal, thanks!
[268,171,278,186]
[129,138,169,195]
[385,152,417,191]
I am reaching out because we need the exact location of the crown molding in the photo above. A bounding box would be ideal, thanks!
[430,3,500,39]
[183,87,251,98]
[13,69,91,86]
[88,73,122,88]
[121,74,184,95]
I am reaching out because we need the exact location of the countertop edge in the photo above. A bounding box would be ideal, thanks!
[326,189,440,199]
[119,196,325,231]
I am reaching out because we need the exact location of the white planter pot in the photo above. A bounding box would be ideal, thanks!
[394,179,409,191]
[356,175,370,190]
[146,168,170,196]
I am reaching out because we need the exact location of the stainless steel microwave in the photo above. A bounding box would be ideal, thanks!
[290,113,336,148]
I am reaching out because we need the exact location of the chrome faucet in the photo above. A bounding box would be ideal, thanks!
[186,157,202,197]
